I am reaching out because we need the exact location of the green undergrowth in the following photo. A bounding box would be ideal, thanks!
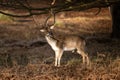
[0,13,14,22]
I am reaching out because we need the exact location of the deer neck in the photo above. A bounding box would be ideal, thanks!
[45,33,65,51]
[45,33,57,45]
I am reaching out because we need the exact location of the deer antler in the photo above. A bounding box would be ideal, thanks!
[44,9,56,29]
[32,15,41,27]
[51,0,56,5]
[32,8,56,30]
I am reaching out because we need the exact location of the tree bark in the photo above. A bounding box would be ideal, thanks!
[110,2,120,39]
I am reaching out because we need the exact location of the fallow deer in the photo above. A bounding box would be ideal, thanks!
[33,12,90,67]
[40,27,90,67]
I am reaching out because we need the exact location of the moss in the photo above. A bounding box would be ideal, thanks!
[0,13,14,22]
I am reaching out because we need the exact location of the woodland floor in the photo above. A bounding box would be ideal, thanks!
[0,8,120,80]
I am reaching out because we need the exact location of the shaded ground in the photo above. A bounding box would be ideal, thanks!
[0,8,120,80]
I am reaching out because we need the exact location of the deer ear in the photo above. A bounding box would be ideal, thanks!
[50,25,55,29]
[40,29,45,32]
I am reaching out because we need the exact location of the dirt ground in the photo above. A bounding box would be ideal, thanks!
[0,8,120,80]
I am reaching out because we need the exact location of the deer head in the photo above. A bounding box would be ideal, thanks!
[40,26,53,37]
[40,11,56,36]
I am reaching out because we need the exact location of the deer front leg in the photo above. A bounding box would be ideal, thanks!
[55,50,58,66]
[57,50,63,67]
[55,50,63,67]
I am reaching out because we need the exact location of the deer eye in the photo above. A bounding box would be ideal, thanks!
[49,32,52,35]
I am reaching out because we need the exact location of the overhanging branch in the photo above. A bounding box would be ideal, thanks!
[0,0,119,17]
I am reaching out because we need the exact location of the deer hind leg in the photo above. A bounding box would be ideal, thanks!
[77,49,90,66]
[55,50,63,67]
[85,53,90,66]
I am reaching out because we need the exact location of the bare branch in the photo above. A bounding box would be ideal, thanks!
[95,8,101,15]
[0,10,48,17]
[0,0,120,17]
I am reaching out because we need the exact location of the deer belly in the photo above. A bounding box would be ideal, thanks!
[63,43,76,51]
[64,47,76,51]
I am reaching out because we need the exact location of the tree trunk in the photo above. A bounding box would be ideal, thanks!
[110,2,120,39]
